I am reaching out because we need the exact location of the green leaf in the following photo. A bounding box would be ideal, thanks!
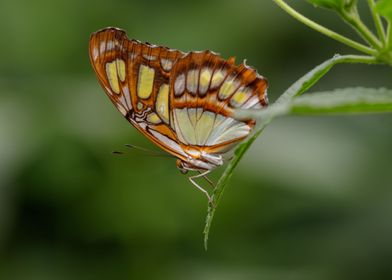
[307,0,341,10]
[203,87,392,250]
[237,88,392,123]
[290,87,392,114]
[203,55,380,250]
[203,125,268,250]
[376,0,392,22]
[307,0,357,12]
[275,54,378,104]
[241,88,392,120]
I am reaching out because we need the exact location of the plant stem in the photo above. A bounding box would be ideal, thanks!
[367,0,387,45]
[203,126,268,250]
[340,8,382,49]
[334,55,380,64]
[272,0,378,56]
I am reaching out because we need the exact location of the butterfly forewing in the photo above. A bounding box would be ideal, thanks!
[89,27,268,171]
[90,28,190,160]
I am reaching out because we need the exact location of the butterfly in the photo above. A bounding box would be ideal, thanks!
[89,27,268,202]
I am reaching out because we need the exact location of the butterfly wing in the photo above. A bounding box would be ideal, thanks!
[89,27,268,170]
[89,27,190,162]
[167,50,268,155]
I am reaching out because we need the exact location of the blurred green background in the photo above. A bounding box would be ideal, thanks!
[0,0,391,279]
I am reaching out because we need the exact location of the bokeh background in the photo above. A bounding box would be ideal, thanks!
[0,0,391,279]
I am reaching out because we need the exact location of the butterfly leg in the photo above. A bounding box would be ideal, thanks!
[197,171,215,188]
[189,170,216,207]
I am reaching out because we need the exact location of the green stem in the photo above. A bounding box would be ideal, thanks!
[367,0,387,45]
[272,0,377,56]
[203,127,268,250]
[340,8,382,49]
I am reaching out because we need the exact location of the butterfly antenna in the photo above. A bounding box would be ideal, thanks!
[124,144,174,158]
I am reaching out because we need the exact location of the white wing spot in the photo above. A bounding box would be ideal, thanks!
[174,74,185,96]
[143,54,157,61]
[107,41,114,51]
[122,85,132,109]
[116,104,127,116]
[92,47,99,61]
[161,58,173,71]
[100,42,106,54]
[186,69,199,94]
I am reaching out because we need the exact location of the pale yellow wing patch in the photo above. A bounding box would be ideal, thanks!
[210,70,226,89]
[137,65,155,99]
[199,68,212,95]
[105,60,121,94]
[116,59,126,82]
[187,108,198,128]
[173,108,196,144]
[195,111,215,145]
[206,116,250,146]
[147,112,162,124]
[156,84,170,123]
[172,107,250,146]
[218,75,239,100]
[230,87,251,108]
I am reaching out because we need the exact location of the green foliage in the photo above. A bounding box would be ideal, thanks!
[1,1,392,278]
[291,88,392,114]
[305,0,392,62]
[308,0,341,10]
[307,0,357,12]
[204,1,392,249]
[376,0,392,49]
[376,0,392,22]
[274,55,378,104]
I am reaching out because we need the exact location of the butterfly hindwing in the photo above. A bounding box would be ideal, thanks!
[168,50,268,153]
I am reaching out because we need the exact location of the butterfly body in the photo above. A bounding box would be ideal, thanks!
[89,27,268,173]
